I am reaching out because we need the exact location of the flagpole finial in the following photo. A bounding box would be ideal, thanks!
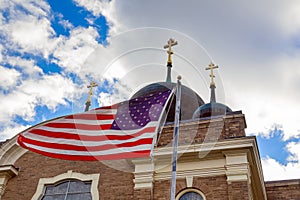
[84,81,98,112]
[164,38,178,83]
[177,75,182,81]
[205,62,219,103]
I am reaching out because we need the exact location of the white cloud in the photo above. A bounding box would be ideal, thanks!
[58,18,73,30]
[72,0,108,16]
[7,56,43,76]
[0,44,3,62]
[19,74,78,110]
[262,157,300,181]
[96,79,132,107]
[97,92,111,107]
[261,139,300,181]
[0,74,79,123]
[72,0,124,34]
[3,15,60,58]
[4,0,51,17]
[92,0,300,140]
[287,141,300,162]
[0,123,29,141]
[52,26,100,74]
[0,66,21,89]
[0,0,61,58]
[225,55,300,140]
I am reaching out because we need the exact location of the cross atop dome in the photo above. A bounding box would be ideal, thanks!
[84,81,98,111]
[205,62,219,87]
[163,38,178,83]
[205,62,218,103]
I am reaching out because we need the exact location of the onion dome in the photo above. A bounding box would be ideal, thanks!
[131,82,204,123]
[192,102,232,119]
[193,63,232,119]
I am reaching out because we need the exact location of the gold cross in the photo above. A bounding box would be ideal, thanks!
[86,81,98,103]
[163,38,178,65]
[205,62,219,86]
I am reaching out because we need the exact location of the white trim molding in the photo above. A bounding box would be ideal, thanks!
[186,176,193,187]
[0,137,27,166]
[176,188,206,200]
[31,170,100,200]
[0,165,18,200]
[223,150,251,183]
[132,158,154,189]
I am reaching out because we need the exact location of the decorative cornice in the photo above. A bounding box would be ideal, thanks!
[155,167,226,180]
[0,165,18,199]
[0,165,18,178]
[132,158,154,189]
[154,136,257,157]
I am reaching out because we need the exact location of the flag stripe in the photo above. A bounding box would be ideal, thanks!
[22,142,152,156]
[85,109,117,115]
[22,131,156,146]
[43,122,112,130]
[65,114,116,120]
[55,118,114,125]
[28,126,157,141]
[94,104,118,110]
[18,135,153,151]
[32,121,158,136]
[18,140,150,161]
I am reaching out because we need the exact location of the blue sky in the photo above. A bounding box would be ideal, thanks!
[1,0,300,181]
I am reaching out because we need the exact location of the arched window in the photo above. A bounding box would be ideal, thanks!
[40,179,92,200]
[176,188,205,200]
[32,170,99,200]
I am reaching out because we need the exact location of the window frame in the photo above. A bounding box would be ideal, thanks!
[176,188,206,200]
[32,170,99,200]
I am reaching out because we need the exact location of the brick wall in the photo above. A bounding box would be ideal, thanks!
[1,113,253,200]
[265,179,300,200]
[133,188,152,199]
[193,176,230,199]
[157,113,246,147]
[2,151,135,200]
[152,176,237,200]
[228,181,250,200]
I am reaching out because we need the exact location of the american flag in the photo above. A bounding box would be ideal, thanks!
[17,89,173,161]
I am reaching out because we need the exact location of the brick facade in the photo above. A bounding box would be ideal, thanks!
[2,150,251,200]
[2,151,135,200]
[265,179,300,200]
[157,112,246,147]
[228,181,250,200]
[1,112,298,199]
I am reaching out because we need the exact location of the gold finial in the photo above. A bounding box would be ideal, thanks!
[205,62,219,87]
[86,81,98,103]
[164,38,178,66]
[84,81,98,111]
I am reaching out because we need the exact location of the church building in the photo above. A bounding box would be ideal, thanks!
[0,39,299,200]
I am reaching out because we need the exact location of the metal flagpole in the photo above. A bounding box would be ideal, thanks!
[170,75,182,200]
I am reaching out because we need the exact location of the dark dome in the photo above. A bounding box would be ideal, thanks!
[131,82,204,123]
[192,102,232,119]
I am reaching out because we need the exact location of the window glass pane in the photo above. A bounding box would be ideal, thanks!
[68,180,91,193]
[66,193,92,200]
[41,180,92,200]
[41,194,66,200]
[45,181,69,195]
[179,192,204,200]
